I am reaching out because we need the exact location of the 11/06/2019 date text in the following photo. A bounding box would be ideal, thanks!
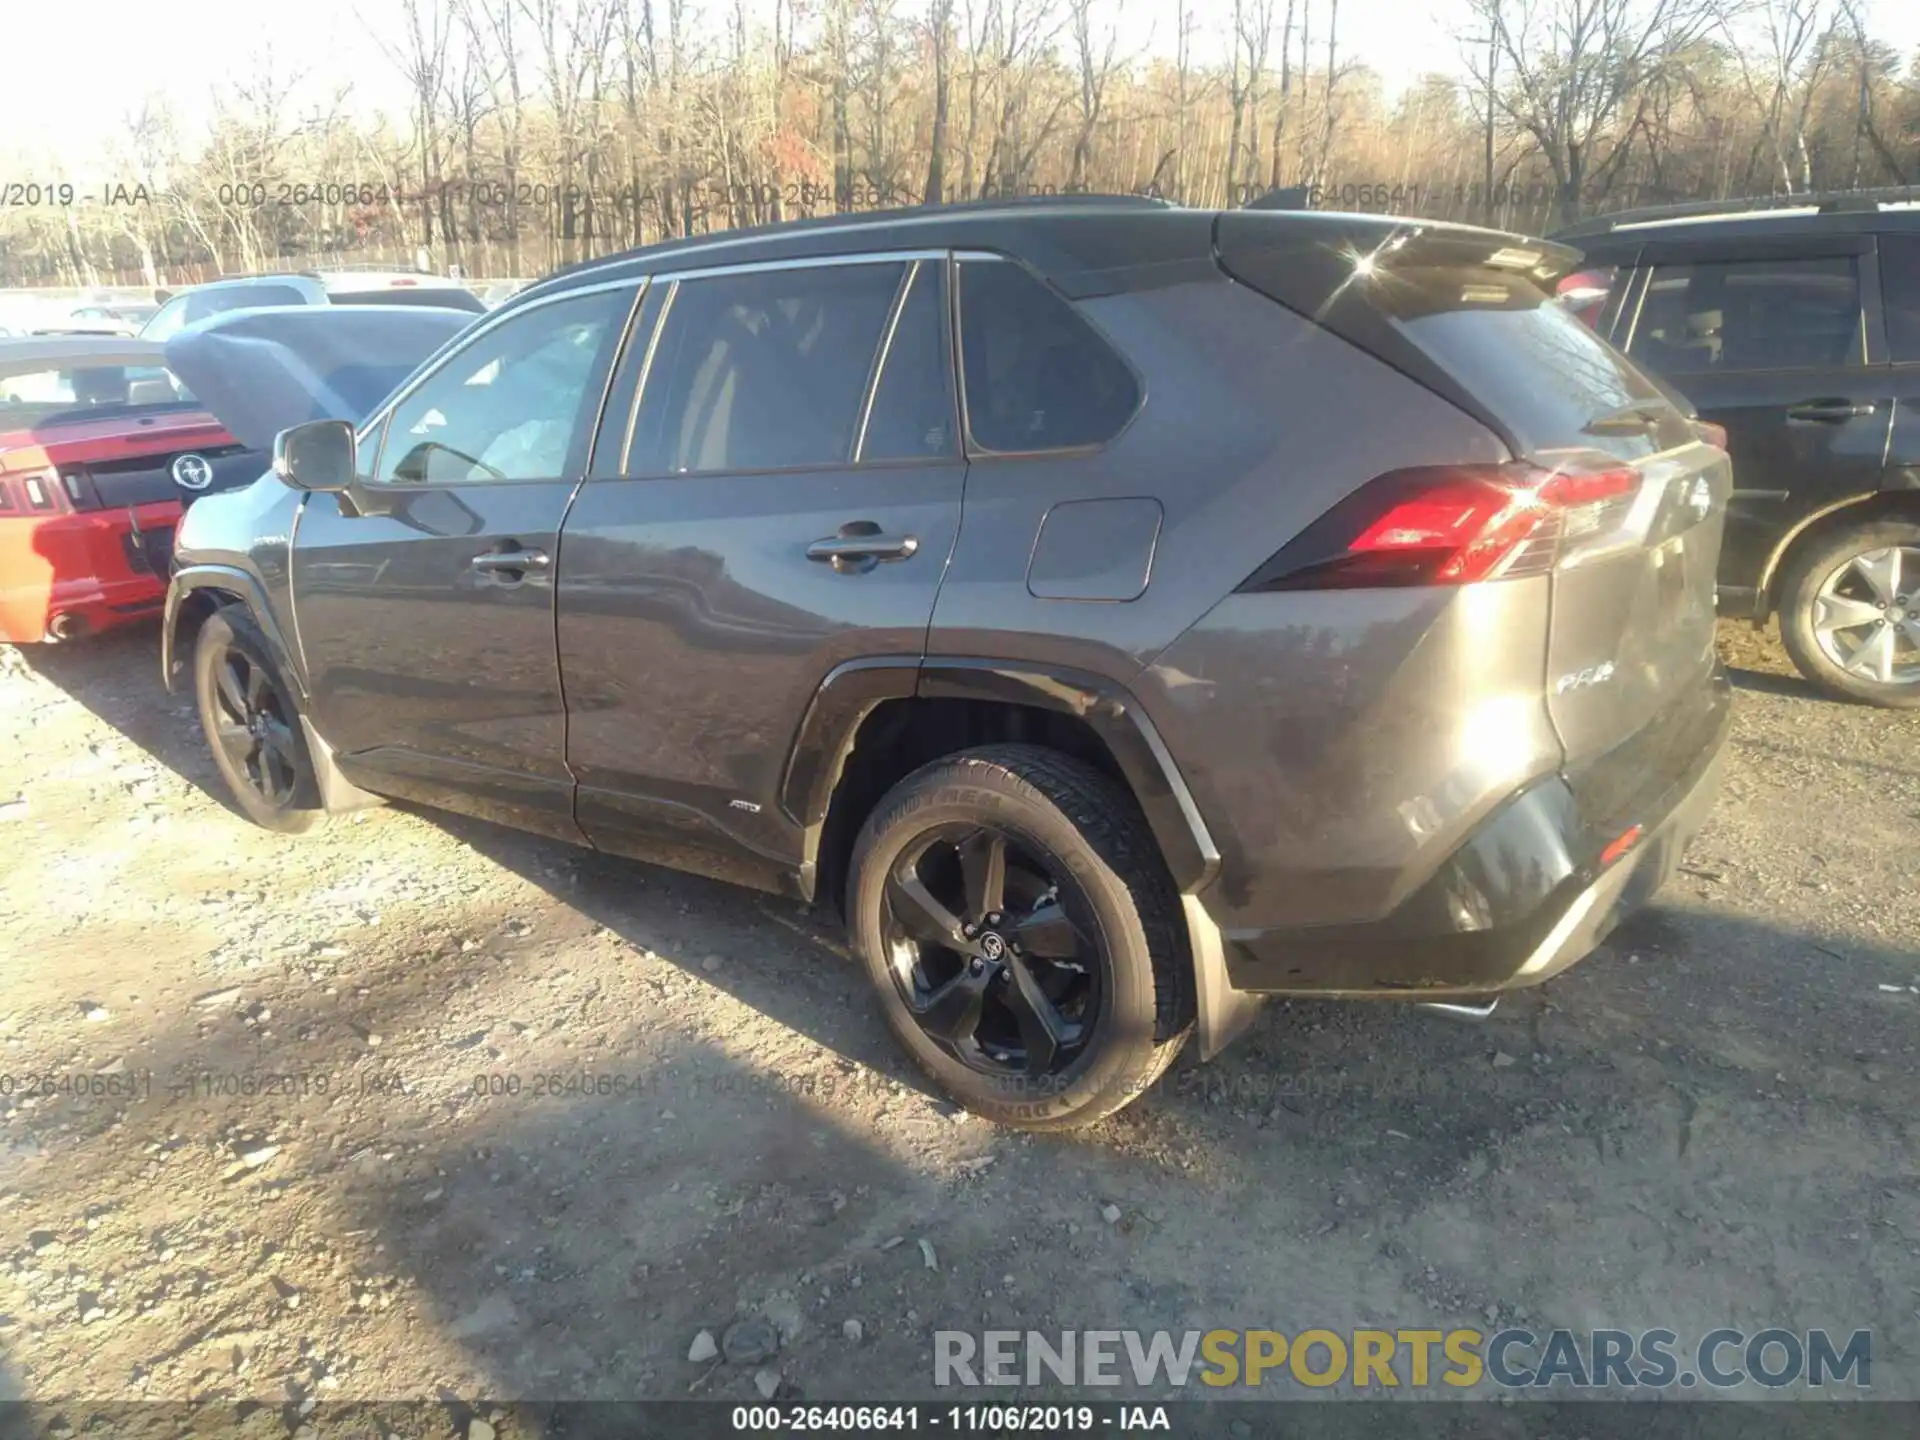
[729,1405,1170,1431]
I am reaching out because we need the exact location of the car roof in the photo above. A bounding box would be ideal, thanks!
[1554,189,1920,253]
[512,195,1568,305]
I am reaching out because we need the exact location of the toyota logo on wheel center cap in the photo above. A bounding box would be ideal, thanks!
[171,453,214,491]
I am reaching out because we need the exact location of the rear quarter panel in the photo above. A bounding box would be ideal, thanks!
[928,273,1565,930]
[926,274,1510,672]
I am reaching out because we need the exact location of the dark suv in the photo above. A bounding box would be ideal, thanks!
[1556,193,1920,706]
[162,199,1732,1129]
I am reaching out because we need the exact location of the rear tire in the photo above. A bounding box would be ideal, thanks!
[1778,519,1920,709]
[193,608,328,834]
[847,744,1192,1131]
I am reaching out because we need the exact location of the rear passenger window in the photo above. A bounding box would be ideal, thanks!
[1628,257,1863,373]
[859,260,957,462]
[957,259,1139,452]
[1882,235,1920,364]
[629,262,904,474]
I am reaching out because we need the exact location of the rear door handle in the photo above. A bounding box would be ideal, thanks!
[1785,400,1876,423]
[471,545,551,580]
[806,523,920,572]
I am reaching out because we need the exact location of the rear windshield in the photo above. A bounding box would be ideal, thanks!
[1381,267,1683,460]
[0,363,199,430]
[331,288,486,313]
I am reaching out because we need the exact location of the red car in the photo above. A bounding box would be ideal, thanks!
[0,337,261,642]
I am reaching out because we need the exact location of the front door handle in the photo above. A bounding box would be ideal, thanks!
[471,545,551,581]
[1785,400,1876,423]
[806,521,920,573]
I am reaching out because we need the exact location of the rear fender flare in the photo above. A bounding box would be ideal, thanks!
[781,656,1258,1061]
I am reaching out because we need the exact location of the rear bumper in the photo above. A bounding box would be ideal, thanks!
[0,506,177,642]
[1222,666,1733,997]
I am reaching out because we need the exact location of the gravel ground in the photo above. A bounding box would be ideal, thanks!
[0,620,1914,1415]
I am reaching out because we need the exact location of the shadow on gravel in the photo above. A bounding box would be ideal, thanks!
[1722,664,1829,702]
[17,623,237,811]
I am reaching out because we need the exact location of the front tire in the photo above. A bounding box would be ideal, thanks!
[193,608,327,833]
[1778,519,1920,709]
[847,744,1192,1131]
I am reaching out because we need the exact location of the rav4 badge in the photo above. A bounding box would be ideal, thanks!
[1555,661,1617,695]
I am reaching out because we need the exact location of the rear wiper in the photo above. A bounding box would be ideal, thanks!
[1583,401,1667,436]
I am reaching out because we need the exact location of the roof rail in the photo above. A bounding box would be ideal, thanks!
[1553,185,1920,239]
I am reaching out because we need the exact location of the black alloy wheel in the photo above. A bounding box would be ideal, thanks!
[191,607,326,834]
[208,647,303,808]
[882,822,1101,1079]
[849,745,1193,1130]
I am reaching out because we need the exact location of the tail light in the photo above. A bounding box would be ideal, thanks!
[1692,419,1728,450]
[1,468,71,516]
[1240,455,1641,592]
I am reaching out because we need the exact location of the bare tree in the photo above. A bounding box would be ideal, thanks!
[1466,0,1729,223]
[1267,0,1297,189]
[924,0,957,201]
[23,0,1920,288]
[1721,0,1834,192]
[1066,0,1123,190]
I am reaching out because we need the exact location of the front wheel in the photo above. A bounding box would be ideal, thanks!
[847,744,1192,1130]
[1778,519,1920,709]
[193,608,327,833]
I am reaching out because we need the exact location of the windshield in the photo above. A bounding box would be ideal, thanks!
[0,362,200,430]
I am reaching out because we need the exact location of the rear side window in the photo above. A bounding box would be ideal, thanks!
[859,260,957,462]
[957,259,1140,453]
[1882,235,1920,364]
[1383,268,1679,460]
[1628,257,1863,372]
[629,262,904,474]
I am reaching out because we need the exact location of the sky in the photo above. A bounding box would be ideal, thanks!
[4,0,1919,181]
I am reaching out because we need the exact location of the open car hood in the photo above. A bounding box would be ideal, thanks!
[162,305,474,454]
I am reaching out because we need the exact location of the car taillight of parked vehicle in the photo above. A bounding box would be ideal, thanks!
[0,468,72,517]
[1240,454,1642,591]
[1692,419,1729,450]
[1556,268,1614,329]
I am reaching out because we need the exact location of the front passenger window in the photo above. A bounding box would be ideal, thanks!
[376,287,633,484]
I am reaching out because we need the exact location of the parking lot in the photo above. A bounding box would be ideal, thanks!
[0,619,1914,1408]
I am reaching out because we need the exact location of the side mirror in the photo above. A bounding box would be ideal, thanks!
[272,419,356,494]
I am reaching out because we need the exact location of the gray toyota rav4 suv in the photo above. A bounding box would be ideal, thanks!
[162,198,1733,1129]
